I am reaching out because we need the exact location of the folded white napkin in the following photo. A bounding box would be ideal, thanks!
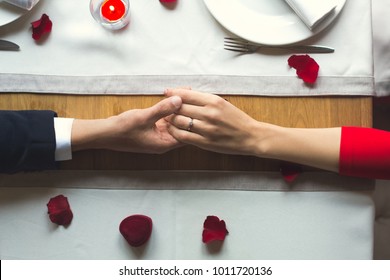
[285,0,337,30]
[4,0,39,10]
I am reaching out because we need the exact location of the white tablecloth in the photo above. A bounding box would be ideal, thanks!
[0,171,375,260]
[372,0,390,96]
[0,0,376,260]
[0,0,373,96]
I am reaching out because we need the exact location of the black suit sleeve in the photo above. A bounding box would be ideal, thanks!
[0,110,58,173]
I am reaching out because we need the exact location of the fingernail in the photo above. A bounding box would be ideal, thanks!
[171,96,182,109]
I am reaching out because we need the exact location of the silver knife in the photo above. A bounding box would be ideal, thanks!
[0,39,20,51]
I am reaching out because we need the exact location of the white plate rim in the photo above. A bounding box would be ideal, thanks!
[203,0,347,46]
[0,2,28,27]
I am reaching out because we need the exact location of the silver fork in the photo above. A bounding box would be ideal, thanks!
[224,37,334,54]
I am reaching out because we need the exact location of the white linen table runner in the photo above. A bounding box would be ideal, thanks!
[0,0,373,96]
[0,171,374,259]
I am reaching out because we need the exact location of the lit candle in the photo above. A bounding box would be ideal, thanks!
[101,0,126,22]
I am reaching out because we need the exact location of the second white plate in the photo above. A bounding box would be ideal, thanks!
[203,0,346,46]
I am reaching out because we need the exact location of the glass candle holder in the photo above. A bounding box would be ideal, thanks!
[90,0,130,30]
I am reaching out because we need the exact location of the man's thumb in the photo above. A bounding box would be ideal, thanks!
[148,96,182,122]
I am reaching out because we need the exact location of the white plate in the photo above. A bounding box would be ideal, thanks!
[0,2,28,27]
[203,0,346,45]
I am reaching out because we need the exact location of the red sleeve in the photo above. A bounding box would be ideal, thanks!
[339,126,390,179]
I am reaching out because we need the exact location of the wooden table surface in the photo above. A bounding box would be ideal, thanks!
[0,93,372,171]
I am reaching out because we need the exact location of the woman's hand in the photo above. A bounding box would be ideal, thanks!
[165,88,267,156]
[165,88,341,172]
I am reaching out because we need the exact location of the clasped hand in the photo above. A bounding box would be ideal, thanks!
[71,88,340,173]
[72,88,263,156]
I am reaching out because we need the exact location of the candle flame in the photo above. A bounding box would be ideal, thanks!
[101,0,126,22]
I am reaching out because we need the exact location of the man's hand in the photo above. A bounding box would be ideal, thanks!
[71,96,183,154]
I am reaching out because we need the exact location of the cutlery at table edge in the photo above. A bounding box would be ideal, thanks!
[224,37,334,54]
[0,39,20,51]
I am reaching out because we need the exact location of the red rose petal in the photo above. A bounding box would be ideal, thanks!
[119,214,153,247]
[202,215,228,243]
[31,14,52,41]
[47,195,73,226]
[288,54,319,84]
[280,162,303,183]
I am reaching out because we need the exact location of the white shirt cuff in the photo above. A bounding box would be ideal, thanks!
[54,117,74,161]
